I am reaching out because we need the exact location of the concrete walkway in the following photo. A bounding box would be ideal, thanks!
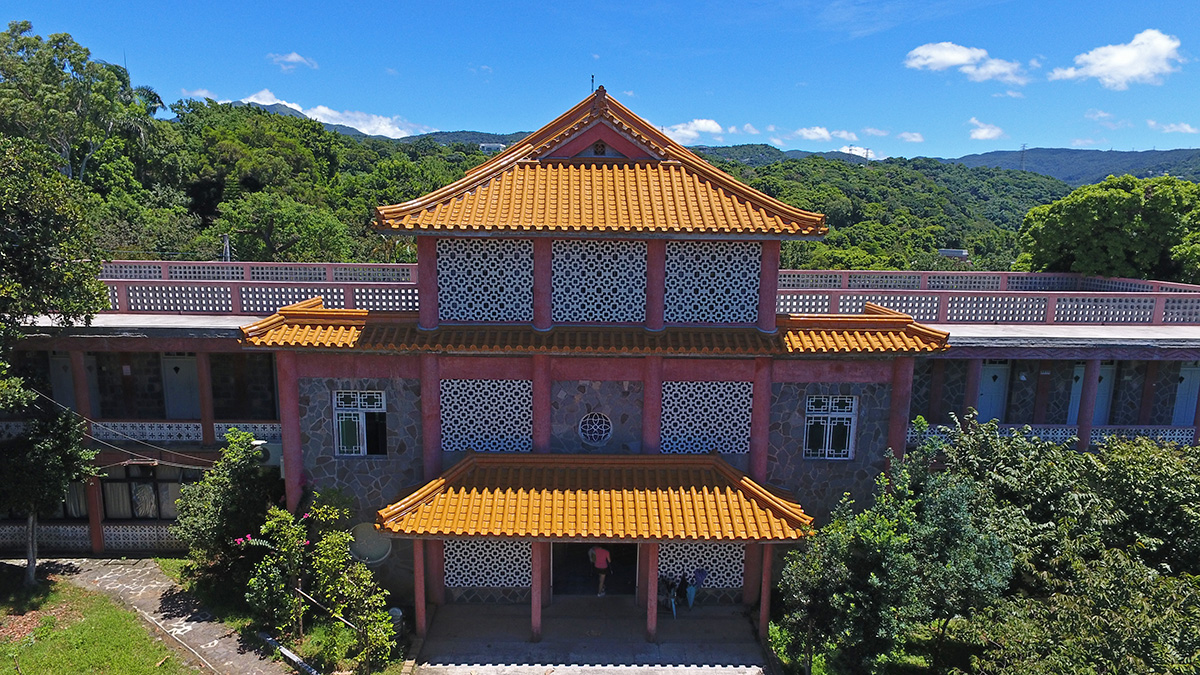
[416,596,769,675]
[10,558,290,675]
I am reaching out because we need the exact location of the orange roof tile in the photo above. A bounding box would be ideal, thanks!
[375,88,825,238]
[241,300,949,356]
[376,453,814,541]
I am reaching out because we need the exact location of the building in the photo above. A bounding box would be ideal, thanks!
[6,88,1200,642]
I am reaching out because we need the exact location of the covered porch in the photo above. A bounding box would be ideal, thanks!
[376,453,814,642]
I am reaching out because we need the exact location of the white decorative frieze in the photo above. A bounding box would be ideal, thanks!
[664,241,760,324]
[445,539,532,587]
[660,381,753,454]
[440,379,533,452]
[437,239,534,322]
[551,240,647,323]
[658,542,744,588]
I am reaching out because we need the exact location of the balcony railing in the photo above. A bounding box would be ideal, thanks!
[907,423,1197,447]
[97,261,1200,325]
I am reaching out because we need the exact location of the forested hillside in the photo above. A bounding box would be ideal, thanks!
[946,147,1200,186]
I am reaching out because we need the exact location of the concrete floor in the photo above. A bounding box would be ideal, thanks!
[416,596,767,675]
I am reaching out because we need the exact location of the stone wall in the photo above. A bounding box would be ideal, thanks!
[211,353,277,420]
[1152,361,1185,425]
[767,382,890,524]
[297,378,423,521]
[550,380,643,454]
[1043,361,1078,425]
[909,359,931,423]
[1005,360,1040,424]
[95,352,164,419]
[1109,361,1147,426]
[933,360,967,424]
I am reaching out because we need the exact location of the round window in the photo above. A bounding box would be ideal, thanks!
[578,412,613,446]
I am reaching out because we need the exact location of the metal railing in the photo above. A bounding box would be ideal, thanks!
[907,423,1197,447]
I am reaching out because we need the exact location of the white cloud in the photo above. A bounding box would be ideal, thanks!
[863,127,889,137]
[837,145,888,160]
[905,41,1028,85]
[993,90,1025,98]
[743,123,760,135]
[384,68,398,76]
[181,87,218,99]
[765,124,776,132]
[1085,109,1113,121]
[831,129,858,141]
[727,126,738,134]
[622,90,635,97]
[662,118,723,143]
[898,131,925,142]
[968,117,1005,140]
[712,135,724,142]
[769,137,785,146]
[1086,108,1131,130]
[592,53,600,60]
[1049,29,1183,90]
[1072,138,1098,146]
[796,126,833,141]
[240,89,434,138]
[1029,57,1043,69]
[1147,119,1199,134]
[267,52,318,72]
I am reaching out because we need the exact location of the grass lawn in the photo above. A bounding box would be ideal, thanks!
[0,562,196,674]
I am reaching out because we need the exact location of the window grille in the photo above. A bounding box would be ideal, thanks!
[333,390,387,456]
[803,395,857,460]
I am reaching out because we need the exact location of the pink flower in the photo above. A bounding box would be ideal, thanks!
[303,540,310,545]
[301,513,311,520]
[235,537,245,545]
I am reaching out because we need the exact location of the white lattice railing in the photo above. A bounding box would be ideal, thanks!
[90,421,204,443]
[0,523,91,551]
[101,261,416,283]
[103,523,184,551]
[213,422,282,442]
[907,424,1196,447]
[777,270,1200,293]
[0,421,27,441]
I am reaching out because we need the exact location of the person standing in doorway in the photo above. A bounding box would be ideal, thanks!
[589,545,611,597]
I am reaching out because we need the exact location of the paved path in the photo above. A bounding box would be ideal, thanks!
[11,558,290,675]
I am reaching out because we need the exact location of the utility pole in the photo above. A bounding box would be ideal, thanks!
[591,75,595,93]
[221,234,231,262]
[1019,143,1027,172]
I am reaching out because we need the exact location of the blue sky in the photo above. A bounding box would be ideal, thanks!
[7,1,1199,158]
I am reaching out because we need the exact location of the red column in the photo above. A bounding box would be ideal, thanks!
[531,541,547,641]
[86,476,104,553]
[421,354,442,479]
[68,350,93,426]
[645,542,659,642]
[888,357,915,462]
[963,359,983,417]
[642,356,663,454]
[757,241,780,333]
[196,352,215,446]
[1033,360,1053,425]
[1139,361,1159,426]
[1076,358,1101,452]
[750,358,772,482]
[635,544,650,606]
[428,540,445,605]
[646,240,666,331]
[276,351,303,512]
[927,360,945,423]
[758,543,773,638]
[742,544,762,608]
[417,237,439,330]
[533,355,551,453]
[533,239,553,331]
[413,539,427,638]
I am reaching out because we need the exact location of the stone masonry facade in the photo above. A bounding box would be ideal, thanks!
[550,380,644,454]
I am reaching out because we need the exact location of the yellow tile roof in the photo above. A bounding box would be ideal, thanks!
[375,88,826,238]
[240,300,949,356]
[376,453,814,541]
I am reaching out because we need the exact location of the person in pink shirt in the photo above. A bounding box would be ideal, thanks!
[589,545,611,597]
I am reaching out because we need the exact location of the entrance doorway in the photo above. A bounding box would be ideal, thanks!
[552,542,638,596]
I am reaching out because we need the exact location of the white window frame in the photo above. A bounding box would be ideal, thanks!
[803,395,857,460]
[333,390,386,456]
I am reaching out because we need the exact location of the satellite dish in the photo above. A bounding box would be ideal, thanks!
[349,523,392,565]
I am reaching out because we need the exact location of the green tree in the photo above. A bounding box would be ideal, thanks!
[243,506,308,636]
[0,411,97,585]
[1020,174,1200,281]
[208,191,353,262]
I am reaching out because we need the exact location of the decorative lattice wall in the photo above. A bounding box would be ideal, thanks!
[664,241,760,324]
[444,539,532,587]
[437,239,533,322]
[440,379,533,452]
[658,542,744,588]
[103,523,184,551]
[660,381,753,454]
[551,240,647,323]
[0,524,91,551]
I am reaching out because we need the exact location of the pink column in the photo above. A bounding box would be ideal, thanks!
[742,543,762,608]
[534,239,553,331]
[1076,358,1101,452]
[69,350,93,426]
[276,351,303,512]
[635,544,650,606]
[888,357,915,462]
[645,542,659,642]
[750,358,773,482]
[963,359,983,417]
[1139,361,1158,426]
[420,354,442,479]
[531,541,547,641]
[642,356,663,454]
[86,476,104,553]
[413,539,427,638]
[646,240,666,331]
[533,355,551,453]
[757,241,780,333]
[758,543,773,638]
[417,237,439,330]
[428,540,446,605]
[196,352,215,446]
